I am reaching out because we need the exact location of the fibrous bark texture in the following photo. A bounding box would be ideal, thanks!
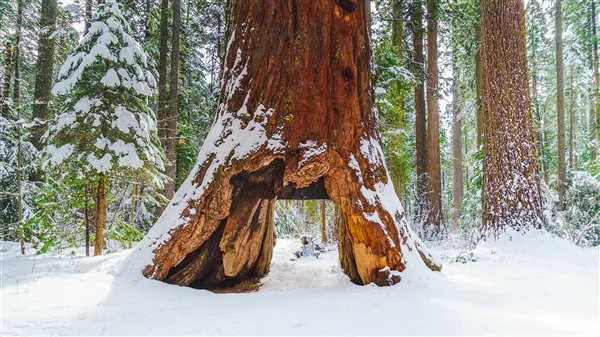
[94,173,106,256]
[156,0,169,145]
[32,0,57,154]
[481,0,542,237]
[426,0,443,231]
[124,0,440,289]
[165,0,182,200]
[451,62,462,229]
[411,0,428,203]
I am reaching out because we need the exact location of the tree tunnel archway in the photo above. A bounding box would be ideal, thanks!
[122,0,440,289]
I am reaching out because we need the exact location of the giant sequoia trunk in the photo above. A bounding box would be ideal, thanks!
[124,0,440,288]
[481,0,542,237]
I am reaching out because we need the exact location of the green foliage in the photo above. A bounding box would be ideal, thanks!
[106,219,144,250]
[274,202,304,238]
[43,0,166,187]
[459,153,482,247]
[172,0,224,189]
[543,171,600,246]
[175,81,218,188]
[274,201,337,242]
[0,118,37,240]
[24,176,90,253]
[372,13,414,197]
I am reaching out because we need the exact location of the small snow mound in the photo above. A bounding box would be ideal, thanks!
[475,230,599,282]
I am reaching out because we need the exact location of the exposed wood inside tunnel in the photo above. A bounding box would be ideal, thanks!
[130,0,441,290]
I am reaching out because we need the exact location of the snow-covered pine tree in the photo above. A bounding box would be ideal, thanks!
[42,0,165,256]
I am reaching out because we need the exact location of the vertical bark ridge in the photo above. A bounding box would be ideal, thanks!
[481,0,542,237]
[411,0,428,211]
[426,0,443,232]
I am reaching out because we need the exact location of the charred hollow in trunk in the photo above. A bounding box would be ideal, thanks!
[127,0,440,290]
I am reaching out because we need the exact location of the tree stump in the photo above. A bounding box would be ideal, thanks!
[123,0,440,288]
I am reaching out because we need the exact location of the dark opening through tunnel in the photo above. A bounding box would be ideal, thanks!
[161,159,354,291]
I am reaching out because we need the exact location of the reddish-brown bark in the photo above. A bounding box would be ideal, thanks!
[165,0,182,200]
[481,0,542,236]
[451,59,462,229]
[426,0,443,231]
[156,0,169,145]
[411,0,427,204]
[129,0,440,289]
[94,173,106,256]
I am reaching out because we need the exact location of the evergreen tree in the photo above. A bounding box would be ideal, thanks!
[481,0,543,237]
[42,0,165,255]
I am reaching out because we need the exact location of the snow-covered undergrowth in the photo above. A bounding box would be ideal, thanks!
[1,235,598,335]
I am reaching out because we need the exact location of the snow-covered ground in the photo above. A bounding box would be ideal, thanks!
[1,232,598,335]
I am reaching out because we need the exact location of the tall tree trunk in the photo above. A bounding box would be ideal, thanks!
[94,174,106,256]
[475,8,483,149]
[391,0,403,112]
[214,11,223,82]
[556,0,566,209]
[390,0,404,192]
[426,0,443,232]
[452,88,462,229]
[12,0,22,107]
[411,0,427,202]
[145,0,152,39]
[85,0,93,35]
[464,128,469,187]
[481,0,542,237]
[13,0,23,254]
[531,48,547,183]
[85,180,90,257]
[591,57,598,164]
[157,0,170,147]
[165,0,181,200]
[17,123,24,255]
[31,0,58,157]
[13,2,23,253]
[569,64,575,171]
[365,0,372,33]
[129,184,137,249]
[1,43,13,119]
[125,0,440,289]
[451,46,462,230]
[391,1,402,50]
[534,79,549,183]
[320,200,327,243]
[592,0,599,164]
